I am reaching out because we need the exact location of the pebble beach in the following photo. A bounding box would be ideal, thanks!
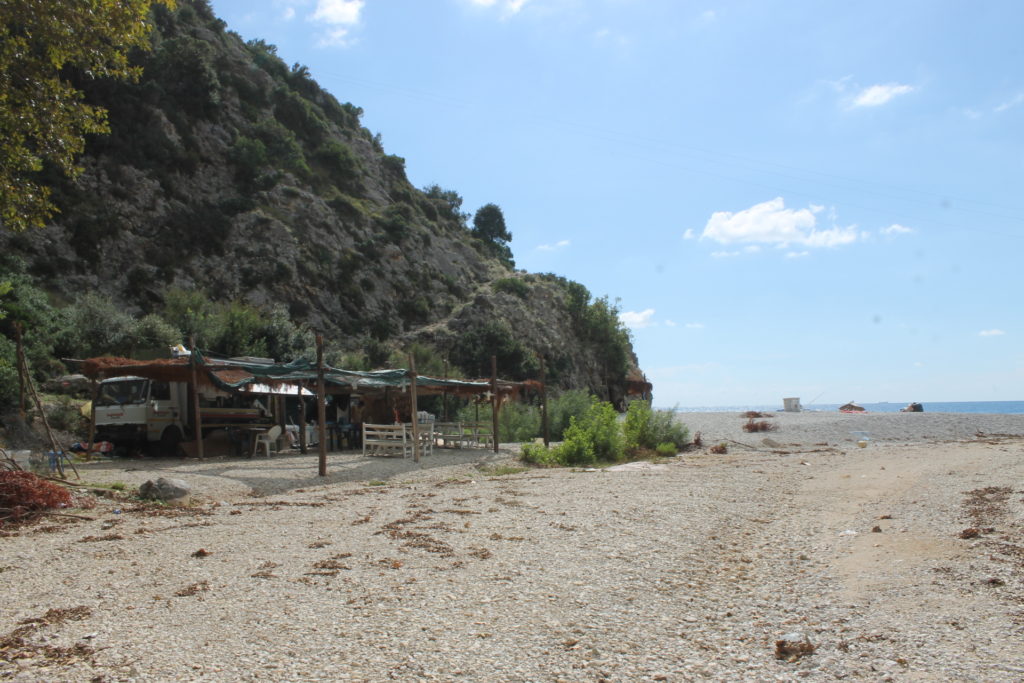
[2,410,1024,681]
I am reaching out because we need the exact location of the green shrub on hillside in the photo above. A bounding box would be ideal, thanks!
[449,320,538,381]
[492,278,529,299]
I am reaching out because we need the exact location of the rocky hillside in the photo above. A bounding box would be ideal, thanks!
[0,0,645,404]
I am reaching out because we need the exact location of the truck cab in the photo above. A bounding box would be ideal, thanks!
[94,376,187,453]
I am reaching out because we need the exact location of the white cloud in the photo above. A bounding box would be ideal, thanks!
[468,0,530,17]
[881,223,913,236]
[785,251,810,259]
[620,309,656,329]
[283,6,296,20]
[701,197,860,249]
[683,229,696,240]
[995,92,1024,113]
[665,320,677,327]
[979,329,1006,337]
[711,250,741,258]
[851,83,914,108]
[685,322,704,329]
[537,239,570,252]
[699,9,716,23]
[309,0,363,46]
[311,0,363,24]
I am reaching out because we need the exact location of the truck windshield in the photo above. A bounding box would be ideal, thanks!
[97,379,149,406]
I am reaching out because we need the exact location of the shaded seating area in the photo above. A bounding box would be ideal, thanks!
[433,422,493,449]
[80,344,535,474]
[363,422,436,458]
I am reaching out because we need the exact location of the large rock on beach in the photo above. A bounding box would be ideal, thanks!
[139,477,192,505]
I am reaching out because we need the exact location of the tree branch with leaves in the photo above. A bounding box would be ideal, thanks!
[0,0,173,232]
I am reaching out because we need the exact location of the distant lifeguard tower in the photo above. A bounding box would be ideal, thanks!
[783,397,802,412]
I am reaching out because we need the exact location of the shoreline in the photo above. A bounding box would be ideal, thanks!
[672,409,1024,449]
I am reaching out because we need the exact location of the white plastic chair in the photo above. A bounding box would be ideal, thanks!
[253,425,282,458]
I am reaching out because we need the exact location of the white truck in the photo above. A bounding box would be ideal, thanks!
[94,376,269,454]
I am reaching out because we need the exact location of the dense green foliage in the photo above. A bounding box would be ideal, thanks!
[522,398,690,467]
[521,398,624,467]
[448,321,538,381]
[0,0,174,231]
[623,400,690,454]
[157,288,313,360]
[471,203,513,266]
[453,389,593,444]
[491,277,530,299]
[0,262,315,412]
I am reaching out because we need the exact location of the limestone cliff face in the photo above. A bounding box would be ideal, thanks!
[0,0,644,402]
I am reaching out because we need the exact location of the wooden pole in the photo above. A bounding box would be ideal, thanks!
[491,355,499,454]
[316,333,327,477]
[540,356,550,447]
[189,336,205,460]
[297,383,307,454]
[409,355,420,463]
[20,350,77,478]
[442,358,449,422]
[86,380,98,459]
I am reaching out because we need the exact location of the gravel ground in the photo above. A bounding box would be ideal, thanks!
[2,412,1024,681]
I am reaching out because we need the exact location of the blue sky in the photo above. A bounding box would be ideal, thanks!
[208,0,1023,407]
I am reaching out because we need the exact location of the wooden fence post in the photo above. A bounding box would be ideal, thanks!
[540,355,550,447]
[316,333,327,477]
[491,355,499,454]
[189,336,204,460]
[409,354,420,463]
[298,383,307,454]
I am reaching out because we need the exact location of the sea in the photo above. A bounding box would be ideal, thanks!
[674,401,1024,415]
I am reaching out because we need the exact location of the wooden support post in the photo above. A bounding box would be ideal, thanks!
[442,358,449,422]
[540,355,550,447]
[189,336,205,460]
[316,333,327,477]
[298,383,307,454]
[491,355,499,454]
[86,380,98,459]
[409,355,420,463]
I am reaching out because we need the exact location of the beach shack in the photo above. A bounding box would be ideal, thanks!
[79,341,532,474]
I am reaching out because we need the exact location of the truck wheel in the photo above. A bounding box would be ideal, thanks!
[159,427,183,457]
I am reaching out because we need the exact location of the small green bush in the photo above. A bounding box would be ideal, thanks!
[492,278,529,299]
[521,399,624,467]
[498,401,541,442]
[655,442,677,457]
[48,396,85,435]
[624,400,654,453]
[547,390,592,441]
[520,442,559,467]
[624,400,689,454]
